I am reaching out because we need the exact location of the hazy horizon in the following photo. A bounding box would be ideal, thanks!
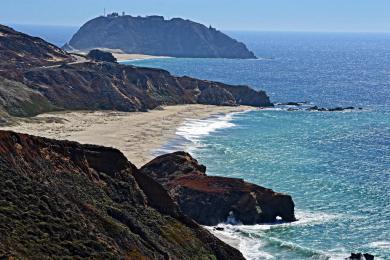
[7,23,390,35]
[2,0,390,33]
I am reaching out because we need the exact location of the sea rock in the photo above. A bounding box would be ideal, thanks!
[308,106,355,112]
[66,15,256,59]
[140,151,296,225]
[346,253,374,260]
[280,101,306,106]
[87,49,117,63]
[0,130,244,259]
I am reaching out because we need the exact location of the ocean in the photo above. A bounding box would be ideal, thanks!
[15,26,390,259]
[125,32,390,259]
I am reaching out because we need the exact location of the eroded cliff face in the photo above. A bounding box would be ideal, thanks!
[67,15,256,59]
[0,131,244,259]
[0,24,272,121]
[141,152,296,226]
[22,62,272,112]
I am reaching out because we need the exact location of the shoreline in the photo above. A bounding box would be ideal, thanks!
[69,48,170,62]
[113,52,170,62]
[0,105,254,167]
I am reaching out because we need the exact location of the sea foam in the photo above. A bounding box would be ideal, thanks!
[205,211,346,260]
[153,111,247,156]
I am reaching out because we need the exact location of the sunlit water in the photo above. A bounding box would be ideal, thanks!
[126,32,390,259]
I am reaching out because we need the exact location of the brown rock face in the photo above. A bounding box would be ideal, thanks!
[0,130,244,259]
[0,24,74,72]
[141,152,296,226]
[0,24,272,121]
[23,62,272,112]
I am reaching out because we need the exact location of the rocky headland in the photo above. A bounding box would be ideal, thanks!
[0,24,271,125]
[141,152,296,225]
[65,14,257,59]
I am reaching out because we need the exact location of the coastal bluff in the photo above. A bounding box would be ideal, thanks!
[141,152,296,225]
[0,24,271,124]
[0,130,296,259]
[0,130,244,259]
[65,14,257,59]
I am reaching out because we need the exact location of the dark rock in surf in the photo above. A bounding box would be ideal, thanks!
[346,252,374,260]
[308,106,356,112]
[281,102,306,106]
[140,151,296,226]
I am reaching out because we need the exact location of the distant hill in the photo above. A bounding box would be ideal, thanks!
[66,15,257,59]
[0,24,271,125]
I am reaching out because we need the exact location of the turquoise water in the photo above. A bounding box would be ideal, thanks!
[126,32,390,259]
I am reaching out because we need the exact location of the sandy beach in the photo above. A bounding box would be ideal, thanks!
[1,105,252,167]
[69,48,169,62]
[112,52,170,62]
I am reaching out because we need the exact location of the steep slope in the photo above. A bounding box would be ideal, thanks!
[0,24,74,73]
[0,76,54,117]
[23,62,272,112]
[141,152,296,225]
[66,15,256,59]
[0,130,244,259]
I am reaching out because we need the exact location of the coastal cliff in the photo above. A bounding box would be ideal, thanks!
[0,24,299,259]
[0,130,244,259]
[23,62,272,112]
[141,152,296,225]
[66,15,257,59]
[0,24,271,123]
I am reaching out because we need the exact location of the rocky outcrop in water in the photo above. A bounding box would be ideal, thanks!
[346,253,375,260]
[66,15,256,59]
[140,152,296,225]
[308,106,358,112]
[0,130,244,259]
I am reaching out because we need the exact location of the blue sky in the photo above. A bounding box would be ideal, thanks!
[1,0,390,32]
